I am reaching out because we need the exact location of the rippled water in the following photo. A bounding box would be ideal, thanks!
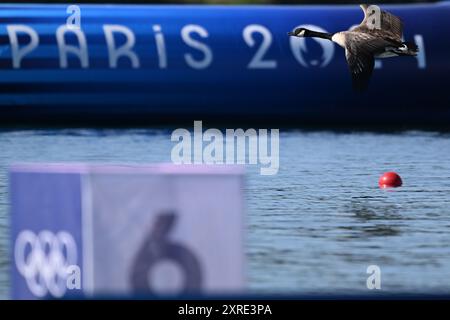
[1,129,450,298]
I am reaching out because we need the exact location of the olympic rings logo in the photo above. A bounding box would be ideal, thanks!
[14,230,78,298]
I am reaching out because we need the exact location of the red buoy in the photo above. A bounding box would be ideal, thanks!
[379,172,402,188]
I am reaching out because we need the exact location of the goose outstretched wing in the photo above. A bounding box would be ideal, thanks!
[354,4,403,39]
[345,32,394,91]
[346,48,374,92]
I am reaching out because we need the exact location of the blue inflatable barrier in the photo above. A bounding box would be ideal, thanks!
[0,3,449,125]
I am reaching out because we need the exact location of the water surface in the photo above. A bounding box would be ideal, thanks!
[1,129,450,298]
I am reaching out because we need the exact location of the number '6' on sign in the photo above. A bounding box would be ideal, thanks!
[130,212,203,294]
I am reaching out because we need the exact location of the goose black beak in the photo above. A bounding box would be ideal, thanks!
[287,31,294,36]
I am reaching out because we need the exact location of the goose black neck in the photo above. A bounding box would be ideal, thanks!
[305,29,333,40]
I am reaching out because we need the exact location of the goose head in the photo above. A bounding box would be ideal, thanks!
[287,28,307,37]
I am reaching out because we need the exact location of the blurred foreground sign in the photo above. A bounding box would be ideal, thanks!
[10,164,245,299]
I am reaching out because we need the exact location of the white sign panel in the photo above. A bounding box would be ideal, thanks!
[10,164,245,298]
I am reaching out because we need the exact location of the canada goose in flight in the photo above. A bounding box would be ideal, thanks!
[288,4,418,91]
